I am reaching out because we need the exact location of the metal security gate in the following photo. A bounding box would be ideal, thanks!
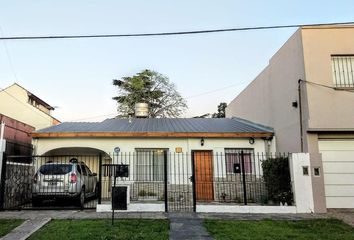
[167,152,194,212]
[0,154,100,210]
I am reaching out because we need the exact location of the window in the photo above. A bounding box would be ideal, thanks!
[39,164,72,175]
[313,167,321,177]
[332,55,354,88]
[80,164,87,176]
[85,165,92,175]
[302,166,309,176]
[225,149,253,174]
[136,149,165,181]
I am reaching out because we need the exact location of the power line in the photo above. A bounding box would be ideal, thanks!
[300,79,354,92]
[66,113,117,122]
[0,21,354,41]
[186,82,248,99]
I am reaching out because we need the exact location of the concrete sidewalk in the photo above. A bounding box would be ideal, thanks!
[0,210,326,220]
[0,210,168,220]
[0,218,50,240]
[169,213,213,240]
[328,209,354,227]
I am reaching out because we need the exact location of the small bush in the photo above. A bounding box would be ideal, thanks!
[262,156,293,205]
[138,190,147,196]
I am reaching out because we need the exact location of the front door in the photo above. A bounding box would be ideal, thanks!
[193,151,214,201]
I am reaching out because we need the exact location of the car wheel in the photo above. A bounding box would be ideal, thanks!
[94,183,99,198]
[32,197,42,207]
[77,188,85,209]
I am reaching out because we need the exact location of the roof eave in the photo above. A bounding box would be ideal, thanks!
[31,131,274,138]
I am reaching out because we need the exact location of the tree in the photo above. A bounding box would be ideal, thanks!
[113,69,187,118]
[212,102,227,118]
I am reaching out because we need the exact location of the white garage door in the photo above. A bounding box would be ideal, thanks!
[319,140,354,208]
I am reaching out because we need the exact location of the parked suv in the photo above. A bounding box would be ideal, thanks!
[32,158,98,208]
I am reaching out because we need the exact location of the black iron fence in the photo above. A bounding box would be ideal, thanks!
[0,154,99,210]
[0,151,293,211]
[102,150,293,212]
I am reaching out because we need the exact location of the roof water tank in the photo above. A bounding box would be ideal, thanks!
[135,103,149,118]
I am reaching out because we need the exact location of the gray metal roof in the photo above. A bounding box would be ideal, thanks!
[36,117,273,134]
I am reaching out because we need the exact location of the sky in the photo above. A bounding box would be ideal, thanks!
[1,1,354,122]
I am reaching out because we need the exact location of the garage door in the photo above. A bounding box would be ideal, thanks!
[319,140,354,208]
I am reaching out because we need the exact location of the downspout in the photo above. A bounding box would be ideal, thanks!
[0,121,5,152]
[298,79,304,152]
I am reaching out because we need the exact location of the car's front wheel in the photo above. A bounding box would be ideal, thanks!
[94,183,99,199]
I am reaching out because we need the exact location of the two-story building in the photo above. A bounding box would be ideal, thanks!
[0,83,60,154]
[226,25,354,211]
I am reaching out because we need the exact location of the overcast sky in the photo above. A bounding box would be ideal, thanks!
[1,1,353,122]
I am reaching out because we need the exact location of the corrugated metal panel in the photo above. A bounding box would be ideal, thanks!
[36,118,274,133]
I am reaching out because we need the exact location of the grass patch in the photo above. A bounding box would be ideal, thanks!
[204,219,354,240]
[0,219,24,237]
[28,219,169,240]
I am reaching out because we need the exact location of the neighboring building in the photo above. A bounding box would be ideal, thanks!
[0,83,60,155]
[226,25,354,210]
[0,83,60,130]
[0,114,34,155]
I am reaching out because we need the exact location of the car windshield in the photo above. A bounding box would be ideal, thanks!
[39,164,72,175]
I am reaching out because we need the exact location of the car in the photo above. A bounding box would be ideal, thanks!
[32,158,98,208]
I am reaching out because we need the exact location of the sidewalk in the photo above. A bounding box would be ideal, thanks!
[0,218,50,240]
[169,213,213,240]
[328,208,354,227]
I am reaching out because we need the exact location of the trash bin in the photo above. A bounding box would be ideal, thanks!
[112,186,127,210]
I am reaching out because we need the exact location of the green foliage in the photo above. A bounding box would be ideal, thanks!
[0,219,23,237]
[28,219,169,240]
[113,69,187,118]
[204,219,354,240]
[262,156,293,205]
[212,102,227,118]
[138,190,147,197]
[138,190,157,197]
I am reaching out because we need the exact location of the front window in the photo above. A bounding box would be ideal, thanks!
[225,149,253,174]
[332,55,354,88]
[135,149,165,181]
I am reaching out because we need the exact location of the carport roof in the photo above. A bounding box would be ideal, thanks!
[32,117,274,138]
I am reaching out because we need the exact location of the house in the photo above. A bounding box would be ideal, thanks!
[31,117,280,212]
[0,83,60,130]
[226,25,354,211]
[0,83,60,155]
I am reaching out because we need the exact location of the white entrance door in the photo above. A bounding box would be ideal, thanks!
[319,140,354,208]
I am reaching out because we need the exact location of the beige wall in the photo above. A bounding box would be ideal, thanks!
[226,29,306,153]
[0,84,57,130]
[225,26,354,212]
[34,137,273,156]
[226,26,354,153]
[301,26,354,130]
